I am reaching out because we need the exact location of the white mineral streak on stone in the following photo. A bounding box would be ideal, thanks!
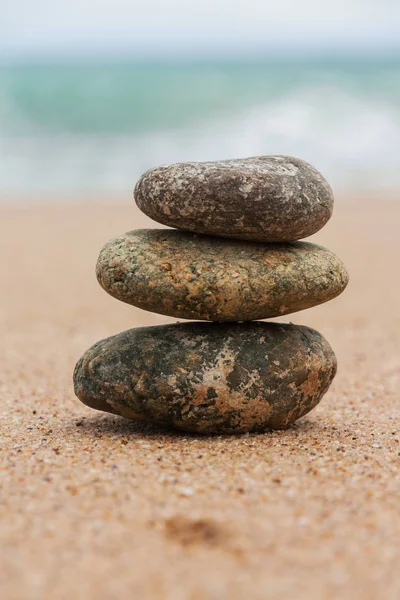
[239,181,255,195]
[199,346,273,416]
[271,162,299,176]
[200,346,237,388]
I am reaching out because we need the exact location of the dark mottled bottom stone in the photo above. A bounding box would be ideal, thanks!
[73,322,337,434]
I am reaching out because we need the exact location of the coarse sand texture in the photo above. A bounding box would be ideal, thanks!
[1,199,399,600]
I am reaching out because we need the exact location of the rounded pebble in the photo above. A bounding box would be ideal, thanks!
[74,321,337,434]
[96,229,349,322]
[134,156,334,242]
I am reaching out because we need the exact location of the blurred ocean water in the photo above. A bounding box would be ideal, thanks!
[1,57,400,195]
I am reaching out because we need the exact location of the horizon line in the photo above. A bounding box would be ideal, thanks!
[1,47,400,67]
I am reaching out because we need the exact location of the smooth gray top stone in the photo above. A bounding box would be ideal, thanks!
[134,156,334,242]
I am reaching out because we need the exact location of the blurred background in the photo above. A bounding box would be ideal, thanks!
[2,5,400,598]
[1,0,400,198]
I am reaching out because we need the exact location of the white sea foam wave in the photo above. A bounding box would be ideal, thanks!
[1,84,400,194]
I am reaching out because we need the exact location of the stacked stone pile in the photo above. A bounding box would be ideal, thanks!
[74,156,348,434]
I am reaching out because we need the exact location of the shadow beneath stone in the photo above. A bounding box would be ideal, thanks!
[66,412,321,443]
[71,414,190,440]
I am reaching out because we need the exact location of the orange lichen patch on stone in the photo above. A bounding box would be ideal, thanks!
[299,364,325,399]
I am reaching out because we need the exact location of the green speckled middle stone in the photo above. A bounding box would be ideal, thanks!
[96,229,348,321]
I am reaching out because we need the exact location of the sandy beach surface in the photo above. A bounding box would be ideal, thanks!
[1,198,399,600]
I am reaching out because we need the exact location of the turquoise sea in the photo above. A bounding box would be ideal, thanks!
[1,56,400,194]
